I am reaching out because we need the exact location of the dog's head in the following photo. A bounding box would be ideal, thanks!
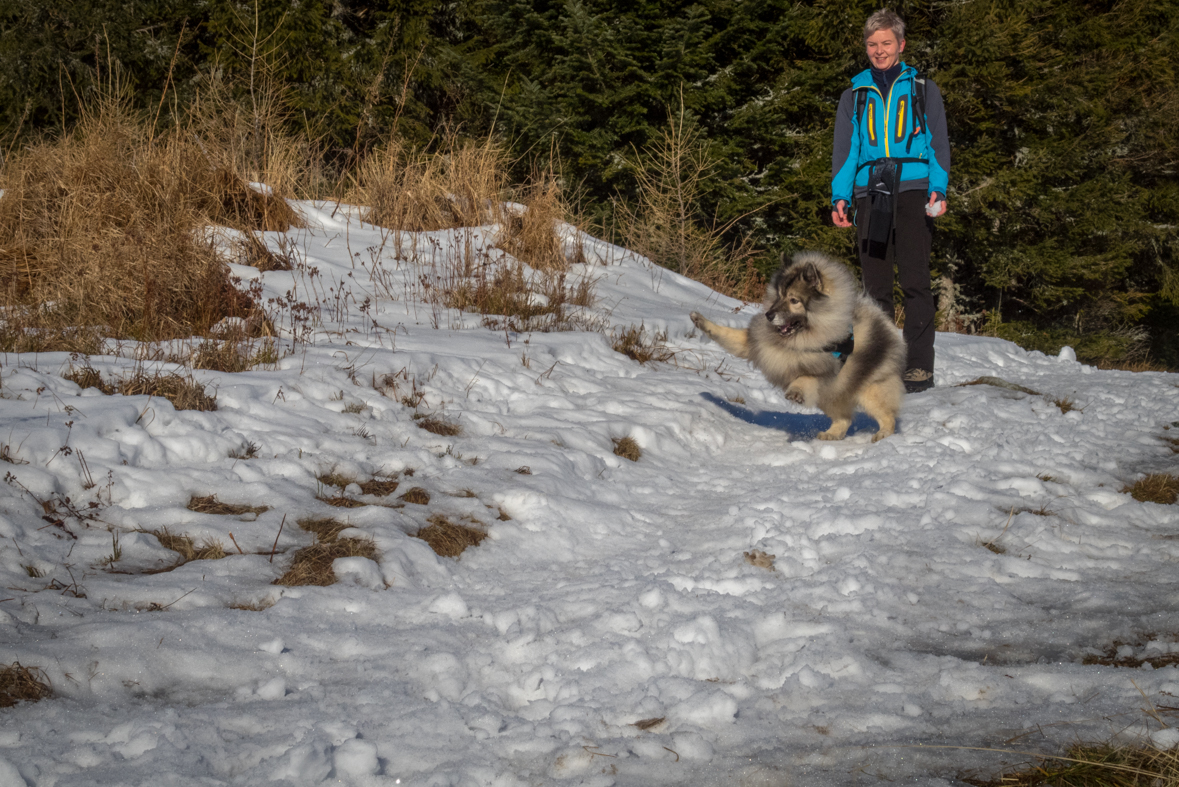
[763,260,828,337]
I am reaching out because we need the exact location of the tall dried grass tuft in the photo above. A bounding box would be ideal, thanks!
[354,135,506,231]
[498,175,574,272]
[0,662,51,707]
[0,92,296,349]
[617,109,763,301]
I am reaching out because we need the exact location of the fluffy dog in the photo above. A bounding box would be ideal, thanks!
[690,251,905,441]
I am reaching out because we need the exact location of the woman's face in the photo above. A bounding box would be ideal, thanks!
[865,28,905,70]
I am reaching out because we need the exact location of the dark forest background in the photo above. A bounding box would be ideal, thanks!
[2,0,1177,367]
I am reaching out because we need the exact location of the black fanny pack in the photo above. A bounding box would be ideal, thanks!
[857,156,927,258]
[864,160,898,259]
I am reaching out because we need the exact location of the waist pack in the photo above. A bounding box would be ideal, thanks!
[857,156,927,259]
[864,160,898,259]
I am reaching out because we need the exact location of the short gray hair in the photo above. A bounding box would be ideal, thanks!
[864,9,905,43]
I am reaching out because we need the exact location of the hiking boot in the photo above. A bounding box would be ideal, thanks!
[903,368,934,393]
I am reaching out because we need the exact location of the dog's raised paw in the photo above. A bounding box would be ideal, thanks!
[689,312,705,330]
[785,389,805,404]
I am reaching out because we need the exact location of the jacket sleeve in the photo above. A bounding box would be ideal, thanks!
[831,88,858,205]
[923,80,950,197]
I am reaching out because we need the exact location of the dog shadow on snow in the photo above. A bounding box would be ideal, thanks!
[700,393,891,441]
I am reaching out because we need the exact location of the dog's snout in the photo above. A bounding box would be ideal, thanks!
[765,311,776,322]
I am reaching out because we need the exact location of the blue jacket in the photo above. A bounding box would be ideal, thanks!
[830,64,950,205]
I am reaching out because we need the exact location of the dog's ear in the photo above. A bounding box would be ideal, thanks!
[799,262,823,289]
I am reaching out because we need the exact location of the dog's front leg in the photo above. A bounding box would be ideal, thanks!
[690,312,750,359]
[784,376,820,406]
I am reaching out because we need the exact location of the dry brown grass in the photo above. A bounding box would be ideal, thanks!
[274,517,378,586]
[191,336,278,373]
[316,472,355,490]
[0,97,295,347]
[273,538,379,586]
[414,514,486,558]
[358,478,399,496]
[612,325,675,364]
[64,366,217,411]
[355,136,505,231]
[296,517,350,541]
[1051,396,1078,414]
[613,436,642,462]
[0,662,51,707]
[962,743,1179,786]
[497,175,577,272]
[416,416,462,436]
[151,528,227,562]
[1082,639,1179,669]
[186,496,268,516]
[441,261,596,333]
[744,550,775,570]
[1123,474,1179,505]
[227,598,276,611]
[318,495,368,509]
[399,487,430,505]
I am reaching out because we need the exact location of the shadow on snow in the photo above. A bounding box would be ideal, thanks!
[700,392,888,440]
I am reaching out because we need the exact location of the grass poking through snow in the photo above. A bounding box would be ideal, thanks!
[65,366,217,411]
[414,514,486,558]
[186,496,268,516]
[962,743,1179,786]
[415,416,462,436]
[358,478,399,497]
[613,436,642,462]
[273,518,378,587]
[612,325,676,364]
[399,487,430,505]
[0,663,51,707]
[151,528,228,563]
[1123,474,1179,505]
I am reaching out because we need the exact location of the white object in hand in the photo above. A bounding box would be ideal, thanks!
[925,200,945,217]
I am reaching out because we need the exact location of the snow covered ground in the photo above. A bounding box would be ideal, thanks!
[1,201,1177,787]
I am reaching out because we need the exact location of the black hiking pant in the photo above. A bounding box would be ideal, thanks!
[856,190,935,374]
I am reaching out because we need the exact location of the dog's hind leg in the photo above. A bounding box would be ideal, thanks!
[816,384,855,441]
[860,381,902,442]
[817,418,852,441]
[690,312,750,359]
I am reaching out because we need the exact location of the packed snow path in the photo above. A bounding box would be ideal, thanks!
[1,203,1177,786]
